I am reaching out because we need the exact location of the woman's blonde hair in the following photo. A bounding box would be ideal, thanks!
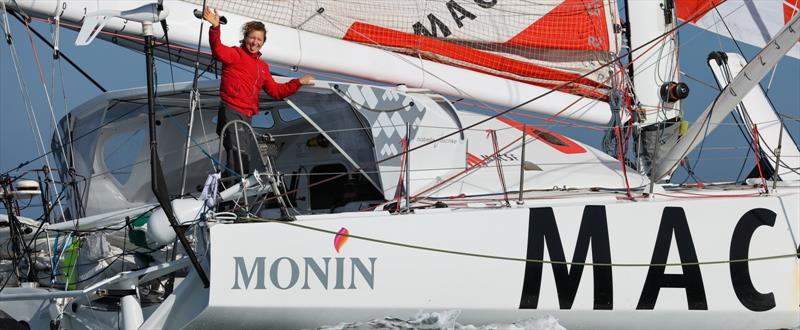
[240,21,267,44]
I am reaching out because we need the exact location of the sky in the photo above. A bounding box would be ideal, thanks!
[1,8,799,201]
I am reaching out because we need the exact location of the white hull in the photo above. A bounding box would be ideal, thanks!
[1,2,798,329]
[136,189,800,329]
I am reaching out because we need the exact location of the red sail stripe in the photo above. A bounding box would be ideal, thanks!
[676,0,727,23]
[505,0,610,51]
[342,22,606,93]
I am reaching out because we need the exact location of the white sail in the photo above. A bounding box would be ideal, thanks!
[677,0,800,59]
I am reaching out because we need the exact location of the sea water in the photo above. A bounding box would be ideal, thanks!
[317,310,565,330]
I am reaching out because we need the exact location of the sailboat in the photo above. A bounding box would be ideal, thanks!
[0,0,798,329]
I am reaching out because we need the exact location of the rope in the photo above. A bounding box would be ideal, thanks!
[243,216,800,267]
[411,134,523,202]
[24,18,68,167]
[751,125,769,193]
[614,126,633,198]
[2,8,68,221]
[714,54,800,179]
[393,138,408,213]
[487,130,510,205]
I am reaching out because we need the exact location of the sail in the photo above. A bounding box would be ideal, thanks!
[185,0,621,100]
[676,0,800,59]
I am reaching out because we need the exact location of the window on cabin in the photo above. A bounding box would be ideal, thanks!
[252,111,275,128]
[532,129,569,147]
[102,129,145,185]
[278,107,303,122]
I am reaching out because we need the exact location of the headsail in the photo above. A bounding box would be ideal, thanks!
[676,0,800,59]
[183,0,621,100]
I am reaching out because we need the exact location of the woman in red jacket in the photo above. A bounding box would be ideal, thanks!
[204,7,314,176]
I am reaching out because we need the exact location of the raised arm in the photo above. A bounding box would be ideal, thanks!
[204,7,239,64]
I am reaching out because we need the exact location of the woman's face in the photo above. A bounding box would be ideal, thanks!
[243,30,265,54]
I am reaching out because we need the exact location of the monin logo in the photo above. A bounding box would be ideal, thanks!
[231,227,378,290]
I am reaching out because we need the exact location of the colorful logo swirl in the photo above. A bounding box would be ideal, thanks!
[334,227,349,253]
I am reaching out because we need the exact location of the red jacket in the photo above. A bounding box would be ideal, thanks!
[209,26,301,117]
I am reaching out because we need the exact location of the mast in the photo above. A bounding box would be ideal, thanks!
[626,0,688,181]
[142,19,211,289]
[627,0,685,125]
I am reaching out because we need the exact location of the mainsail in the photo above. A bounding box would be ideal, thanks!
[676,0,800,59]
[184,0,621,100]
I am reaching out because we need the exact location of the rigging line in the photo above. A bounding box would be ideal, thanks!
[118,138,218,172]
[682,107,714,183]
[414,134,524,202]
[33,132,219,187]
[1,100,133,176]
[193,0,213,164]
[451,99,607,132]
[13,14,107,92]
[710,2,783,117]
[3,8,68,221]
[624,19,714,93]
[777,112,800,122]
[657,14,800,180]
[282,63,608,132]
[48,18,56,112]
[488,130,510,205]
[751,125,769,192]
[152,92,229,175]
[22,20,72,202]
[245,216,800,267]
[718,62,760,176]
[265,124,512,139]
[151,84,223,174]
[56,58,75,167]
[26,16,218,80]
[543,25,690,125]
[733,108,800,177]
[679,71,719,91]
[49,16,76,173]
[730,113,755,183]
[158,17,176,91]
[717,59,800,177]
[2,92,212,180]
[3,10,44,159]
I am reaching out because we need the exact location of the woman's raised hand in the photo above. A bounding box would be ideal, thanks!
[203,6,220,27]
